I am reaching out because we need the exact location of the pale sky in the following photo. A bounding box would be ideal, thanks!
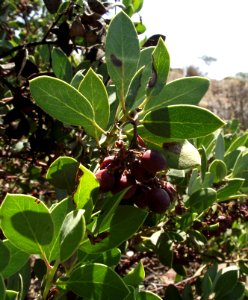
[140,0,248,79]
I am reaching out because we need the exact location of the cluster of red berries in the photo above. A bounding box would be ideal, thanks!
[95,144,176,213]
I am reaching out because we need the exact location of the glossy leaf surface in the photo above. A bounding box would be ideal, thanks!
[51,48,72,82]
[145,76,209,112]
[105,11,140,101]
[46,156,79,194]
[2,240,29,278]
[142,105,225,139]
[0,194,53,256]
[81,206,148,254]
[78,68,109,131]
[123,261,145,287]
[73,164,99,215]
[147,38,170,97]
[29,76,105,140]
[66,263,130,299]
[59,209,85,262]
[45,197,75,262]
[185,188,217,213]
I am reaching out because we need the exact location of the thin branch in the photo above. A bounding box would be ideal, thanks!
[0,40,57,59]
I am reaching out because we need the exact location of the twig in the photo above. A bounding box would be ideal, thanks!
[0,40,57,59]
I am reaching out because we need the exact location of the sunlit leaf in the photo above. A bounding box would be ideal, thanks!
[105,11,140,102]
[0,194,53,256]
[65,263,130,299]
[145,76,209,112]
[142,105,225,139]
[29,76,105,140]
[78,68,109,131]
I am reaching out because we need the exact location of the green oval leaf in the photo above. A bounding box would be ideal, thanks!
[51,47,72,82]
[66,263,130,299]
[78,248,121,267]
[29,76,105,140]
[45,197,75,262]
[0,194,54,256]
[59,209,85,262]
[163,140,201,169]
[145,76,209,113]
[217,178,245,202]
[73,164,99,218]
[81,206,148,254]
[214,269,238,299]
[78,68,109,131]
[185,188,217,213]
[142,105,225,139]
[46,156,79,194]
[164,285,182,300]
[156,232,173,268]
[123,261,145,287]
[2,240,29,278]
[70,70,84,89]
[147,38,170,97]
[232,149,248,192]
[105,11,140,101]
[209,159,227,183]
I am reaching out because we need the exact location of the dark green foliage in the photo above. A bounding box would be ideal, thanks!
[0,1,247,299]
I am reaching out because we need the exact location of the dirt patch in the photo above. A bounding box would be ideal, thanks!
[169,69,248,128]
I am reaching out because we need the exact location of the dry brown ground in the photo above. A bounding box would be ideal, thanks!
[169,69,248,129]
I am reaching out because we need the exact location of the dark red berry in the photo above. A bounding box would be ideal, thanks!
[141,150,166,175]
[131,161,154,182]
[132,186,149,208]
[95,169,115,192]
[111,174,136,199]
[161,181,177,201]
[147,188,170,213]
[99,155,115,170]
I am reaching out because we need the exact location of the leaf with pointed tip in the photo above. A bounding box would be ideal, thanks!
[105,11,140,101]
[78,68,109,131]
[217,178,245,202]
[125,66,145,110]
[73,164,99,218]
[0,194,53,256]
[70,70,84,89]
[147,38,170,97]
[123,261,145,287]
[142,105,225,139]
[126,47,154,110]
[59,209,85,262]
[144,76,210,113]
[45,197,75,262]
[29,76,105,141]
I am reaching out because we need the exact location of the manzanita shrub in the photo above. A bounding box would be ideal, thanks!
[0,10,248,300]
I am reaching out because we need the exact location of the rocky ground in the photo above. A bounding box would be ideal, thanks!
[169,68,248,129]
